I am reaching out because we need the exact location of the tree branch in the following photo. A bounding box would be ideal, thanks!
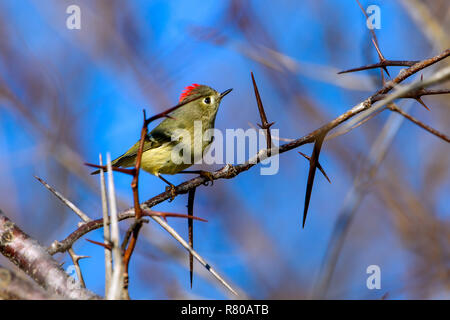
[0,209,100,299]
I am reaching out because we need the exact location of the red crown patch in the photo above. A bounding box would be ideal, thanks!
[179,84,201,102]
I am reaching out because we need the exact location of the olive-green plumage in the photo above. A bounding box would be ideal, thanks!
[93,85,231,176]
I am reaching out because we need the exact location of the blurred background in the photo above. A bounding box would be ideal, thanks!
[0,0,449,299]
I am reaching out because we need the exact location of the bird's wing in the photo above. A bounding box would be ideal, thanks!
[111,128,173,167]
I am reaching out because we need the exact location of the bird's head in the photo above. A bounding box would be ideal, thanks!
[179,84,232,114]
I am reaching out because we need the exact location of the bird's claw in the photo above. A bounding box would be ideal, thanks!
[199,171,214,186]
[165,185,177,201]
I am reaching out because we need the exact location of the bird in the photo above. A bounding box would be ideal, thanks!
[92,84,232,191]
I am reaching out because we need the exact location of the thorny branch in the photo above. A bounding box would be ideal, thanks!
[56,48,450,249]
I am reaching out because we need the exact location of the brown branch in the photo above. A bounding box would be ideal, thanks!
[68,248,89,288]
[251,72,274,157]
[338,60,419,74]
[372,87,450,111]
[121,219,148,253]
[372,88,450,101]
[375,49,450,95]
[388,104,450,143]
[48,210,207,255]
[0,209,100,299]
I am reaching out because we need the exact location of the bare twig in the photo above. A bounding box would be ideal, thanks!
[388,104,450,143]
[106,153,123,300]
[338,60,419,75]
[48,210,207,255]
[98,154,112,296]
[342,65,450,141]
[35,176,91,223]
[68,248,89,288]
[150,215,241,297]
[355,0,390,76]
[187,188,196,289]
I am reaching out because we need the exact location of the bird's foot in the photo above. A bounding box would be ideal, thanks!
[199,171,214,186]
[165,184,177,202]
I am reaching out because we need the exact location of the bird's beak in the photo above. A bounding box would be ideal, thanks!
[220,88,233,99]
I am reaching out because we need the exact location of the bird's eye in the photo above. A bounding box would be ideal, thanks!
[203,97,211,104]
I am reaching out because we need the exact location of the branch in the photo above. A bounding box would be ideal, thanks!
[35,176,92,224]
[98,154,112,296]
[48,210,207,255]
[355,0,390,76]
[388,104,450,143]
[0,209,99,299]
[0,264,61,300]
[105,154,124,300]
[338,60,419,75]
[68,248,89,288]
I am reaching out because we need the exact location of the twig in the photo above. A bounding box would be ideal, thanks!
[68,248,89,288]
[338,60,419,74]
[388,104,450,143]
[48,210,207,255]
[342,65,450,141]
[326,107,385,141]
[187,188,196,289]
[121,219,148,253]
[150,215,240,297]
[355,0,389,76]
[372,88,450,101]
[106,153,123,300]
[35,176,91,223]
[98,154,112,296]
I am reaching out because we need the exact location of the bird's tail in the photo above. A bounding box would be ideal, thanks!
[90,154,132,175]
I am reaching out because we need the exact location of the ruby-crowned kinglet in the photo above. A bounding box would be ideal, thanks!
[92,84,232,181]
